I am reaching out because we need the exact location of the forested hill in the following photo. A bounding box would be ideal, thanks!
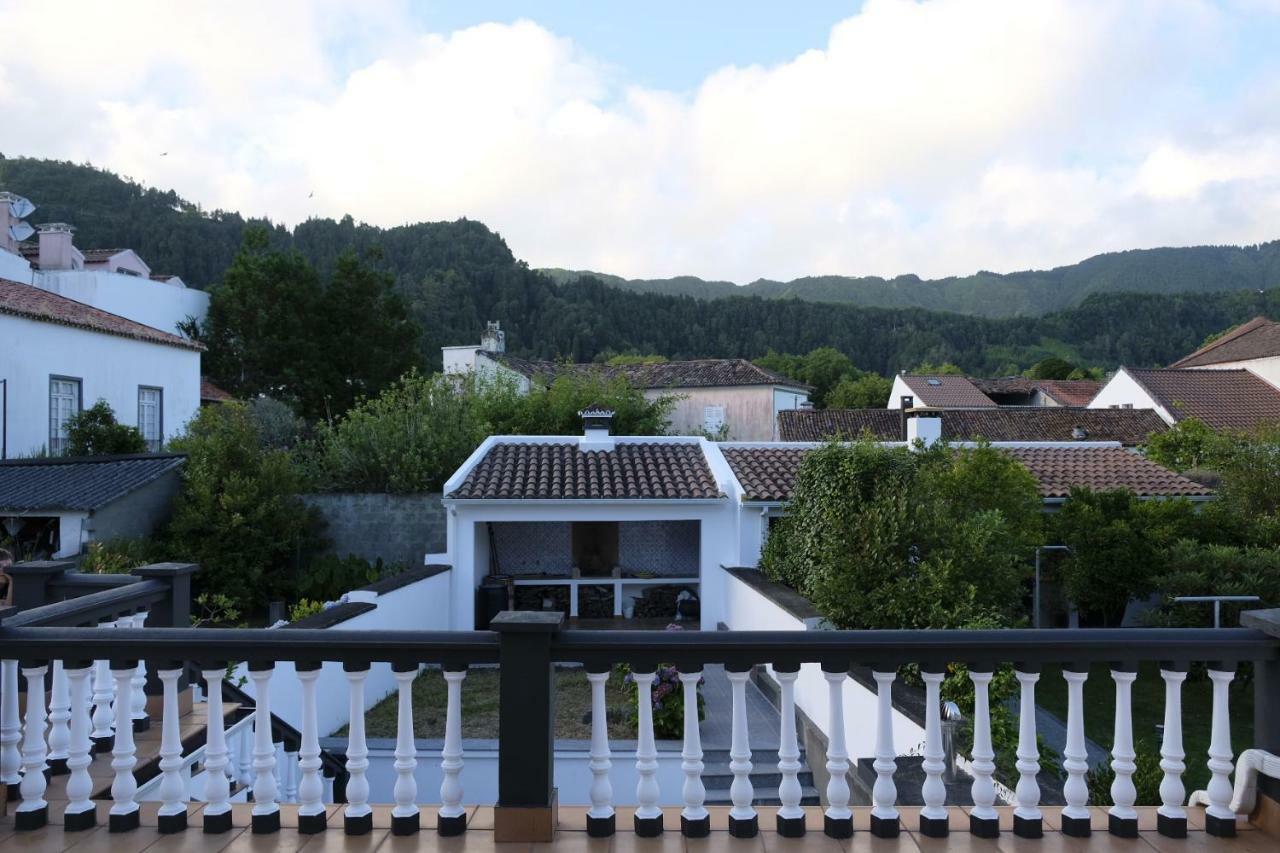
[543,239,1280,318]
[3,155,1279,375]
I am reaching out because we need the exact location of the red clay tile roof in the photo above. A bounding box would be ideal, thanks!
[449,441,722,500]
[0,278,202,351]
[80,248,127,263]
[483,353,811,390]
[721,443,1211,502]
[1035,379,1102,406]
[777,407,1166,445]
[1124,367,1280,432]
[200,378,235,403]
[900,375,996,407]
[1170,317,1280,368]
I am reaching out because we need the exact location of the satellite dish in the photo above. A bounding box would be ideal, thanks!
[7,195,35,218]
[8,222,34,241]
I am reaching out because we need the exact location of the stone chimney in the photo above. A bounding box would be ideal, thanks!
[579,406,615,451]
[480,321,505,354]
[906,406,942,448]
[36,223,77,270]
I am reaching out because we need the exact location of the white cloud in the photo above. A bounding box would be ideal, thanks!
[2,0,1279,282]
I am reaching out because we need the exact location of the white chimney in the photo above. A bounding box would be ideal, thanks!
[579,406,615,452]
[480,320,505,353]
[36,223,77,270]
[906,407,942,448]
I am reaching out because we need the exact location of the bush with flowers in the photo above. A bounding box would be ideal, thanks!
[617,624,707,739]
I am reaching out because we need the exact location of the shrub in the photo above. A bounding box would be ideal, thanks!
[65,400,148,456]
[1086,744,1163,806]
[80,538,162,574]
[297,555,399,602]
[1144,418,1219,472]
[289,599,326,622]
[1149,539,1280,627]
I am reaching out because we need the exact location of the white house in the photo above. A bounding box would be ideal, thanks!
[1089,365,1280,431]
[1169,315,1280,386]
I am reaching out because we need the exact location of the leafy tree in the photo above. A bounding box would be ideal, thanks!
[1025,357,1077,380]
[1149,540,1280,627]
[826,373,893,408]
[1144,418,1219,471]
[603,353,668,365]
[65,401,147,456]
[910,361,965,375]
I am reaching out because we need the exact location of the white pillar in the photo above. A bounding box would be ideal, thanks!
[90,619,116,748]
[968,671,998,837]
[1157,668,1187,837]
[726,668,757,837]
[129,611,149,731]
[822,670,852,838]
[15,663,50,830]
[109,664,140,831]
[46,660,71,774]
[63,664,97,831]
[1205,668,1236,837]
[1061,669,1090,836]
[775,669,805,836]
[201,667,232,833]
[343,666,372,834]
[679,670,708,837]
[0,660,21,793]
[870,670,899,838]
[586,670,614,837]
[439,669,467,835]
[249,665,279,834]
[1107,669,1138,837]
[156,668,188,834]
[1013,669,1042,838]
[919,670,948,837]
[282,747,300,804]
[632,669,662,835]
[391,668,419,835]
[297,667,326,833]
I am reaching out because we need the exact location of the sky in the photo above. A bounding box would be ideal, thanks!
[2,0,1280,283]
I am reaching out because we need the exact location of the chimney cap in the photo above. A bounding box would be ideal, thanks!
[905,405,943,416]
[579,405,615,419]
[36,222,75,233]
[1071,425,1088,440]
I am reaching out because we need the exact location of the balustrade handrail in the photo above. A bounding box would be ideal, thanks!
[0,579,169,629]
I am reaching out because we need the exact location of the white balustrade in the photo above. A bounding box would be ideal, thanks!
[919,671,948,836]
[1061,669,1090,836]
[345,666,373,834]
[726,668,757,837]
[1205,668,1237,837]
[968,670,998,837]
[440,669,468,835]
[1014,669,1043,838]
[110,664,140,831]
[871,670,899,838]
[586,670,614,836]
[129,611,149,730]
[282,746,300,804]
[391,668,419,835]
[47,660,71,773]
[1,659,23,792]
[822,670,852,838]
[201,667,232,833]
[250,666,279,833]
[1108,669,1138,837]
[679,670,708,837]
[156,668,188,834]
[16,663,49,830]
[297,667,326,833]
[90,619,116,747]
[776,669,805,836]
[632,669,662,835]
[63,664,97,831]
[1157,668,1187,837]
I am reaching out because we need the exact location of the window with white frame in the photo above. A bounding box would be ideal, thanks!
[138,387,163,452]
[48,377,81,455]
[703,405,726,434]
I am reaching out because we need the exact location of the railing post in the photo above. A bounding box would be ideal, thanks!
[131,564,199,701]
[492,610,563,843]
[5,560,73,611]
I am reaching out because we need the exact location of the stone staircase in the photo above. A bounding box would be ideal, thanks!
[701,747,821,806]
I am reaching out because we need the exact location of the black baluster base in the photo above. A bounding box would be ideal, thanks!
[1013,814,1043,839]
[1157,813,1187,839]
[728,814,758,838]
[14,805,48,831]
[1061,814,1091,837]
[438,813,467,836]
[1206,813,1237,838]
[46,757,69,776]
[251,810,279,835]
[682,814,710,838]
[824,814,853,838]
[870,813,900,838]
[298,811,328,834]
[776,814,805,837]
[64,808,98,832]
[90,735,113,755]
[392,813,420,836]
[634,813,663,837]
[970,814,999,838]
[202,808,232,834]
[587,813,615,837]
[1108,814,1138,838]
[132,716,151,733]
[110,808,141,833]
[345,811,374,836]
[919,814,949,838]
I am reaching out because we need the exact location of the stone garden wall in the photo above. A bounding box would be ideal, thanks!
[301,493,446,569]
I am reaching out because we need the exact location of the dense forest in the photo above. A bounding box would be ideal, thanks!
[3,155,1278,375]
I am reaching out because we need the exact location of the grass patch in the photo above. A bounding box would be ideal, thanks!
[1037,662,1253,795]
[354,666,637,741]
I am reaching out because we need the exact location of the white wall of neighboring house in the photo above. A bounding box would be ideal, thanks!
[34,269,208,336]
[84,249,150,278]
[886,375,914,408]
[0,311,202,457]
[1088,368,1173,424]
[652,384,809,441]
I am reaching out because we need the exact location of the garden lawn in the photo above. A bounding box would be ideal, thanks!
[1037,662,1253,797]
[355,666,636,741]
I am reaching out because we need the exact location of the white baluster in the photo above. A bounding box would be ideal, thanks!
[632,669,662,836]
[201,667,232,833]
[129,611,149,731]
[586,669,614,837]
[870,670,899,838]
[15,663,49,830]
[344,666,373,835]
[249,665,279,833]
[1013,669,1042,838]
[1061,668,1091,836]
[776,668,805,836]
[63,664,97,832]
[156,668,188,834]
[391,668,419,835]
[679,670,708,837]
[1108,669,1137,837]
[439,669,467,835]
[822,669,852,839]
[109,664,140,832]
[46,660,71,775]
[297,666,326,833]
[1157,668,1187,838]
[968,670,998,838]
[237,724,253,789]
[1,660,23,793]
[1205,668,1236,837]
[727,668,757,838]
[283,747,300,803]
[920,670,948,837]
[90,619,116,750]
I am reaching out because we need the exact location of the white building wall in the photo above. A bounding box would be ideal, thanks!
[34,269,209,335]
[0,249,34,283]
[886,375,914,408]
[0,312,201,457]
[1088,368,1174,424]
[1195,357,1280,390]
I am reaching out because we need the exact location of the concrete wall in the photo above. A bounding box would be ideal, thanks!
[1088,369,1172,423]
[302,493,446,569]
[36,269,208,336]
[89,468,183,544]
[649,385,807,441]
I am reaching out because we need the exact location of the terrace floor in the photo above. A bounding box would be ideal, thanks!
[0,805,1272,852]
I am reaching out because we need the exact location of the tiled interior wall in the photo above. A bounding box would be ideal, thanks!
[491,521,573,575]
[490,519,700,576]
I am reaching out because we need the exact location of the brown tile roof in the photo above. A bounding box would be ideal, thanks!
[1036,379,1102,406]
[721,443,1211,503]
[0,278,202,351]
[777,407,1166,445]
[200,378,235,403]
[900,375,996,407]
[483,353,810,390]
[1170,317,1280,367]
[1124,367,1280,432]
[448,441,722,500]
[80,248,127,263]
